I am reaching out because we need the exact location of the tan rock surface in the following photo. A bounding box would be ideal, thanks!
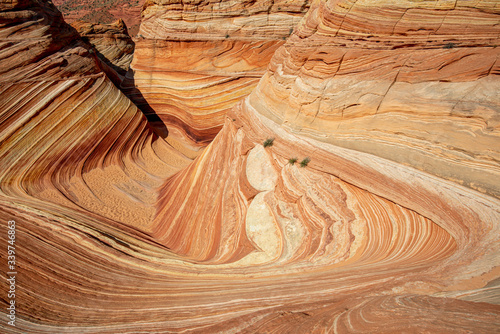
[124,0,311,157]
[0,0,499,333]
[71,19,135,86]
[251,0,500,198]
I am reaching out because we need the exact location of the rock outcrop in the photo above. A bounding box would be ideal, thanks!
[0,0,499,333]
[123,0,311,157]
[53,0,146,36]
[0,0,190,251]
[252,0,500,198]
[72,19,135,85]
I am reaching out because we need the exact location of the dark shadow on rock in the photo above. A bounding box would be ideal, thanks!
[92,47,129,78]
[39,0,168,138]
[72,27,168,139]
[119,68,169,139]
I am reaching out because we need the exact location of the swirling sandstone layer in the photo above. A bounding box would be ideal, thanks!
[0,0,190,239]
[123,0,311,157]
[251,0,500,198]
[1,0,500,333]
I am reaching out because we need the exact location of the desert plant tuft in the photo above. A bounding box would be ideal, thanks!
[299,157,310,167]
[263,138,274,148]
[443,42,456,49]
[288,157,298,165]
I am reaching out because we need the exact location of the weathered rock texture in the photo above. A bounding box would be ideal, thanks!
[72,19,135,85]
[252,0,500,198]
[53,0,146,36]
[1,0,500,333]
[0,0,190,262]
[123,0,311,157]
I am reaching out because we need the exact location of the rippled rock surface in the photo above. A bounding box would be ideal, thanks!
[123,0,311,157]
[72,19,135,85]
[1,0,499,333]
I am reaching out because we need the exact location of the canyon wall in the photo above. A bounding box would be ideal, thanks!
[0,0,190,251]
[0,0,499,333]
[71,19,136,85]
[123,0,311,157]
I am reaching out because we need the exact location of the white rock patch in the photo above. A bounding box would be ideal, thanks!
[246,144,278,191]
[245,192,281,259]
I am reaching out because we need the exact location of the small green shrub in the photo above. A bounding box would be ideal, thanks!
[263,138,274,148]
[299,157,310,168]
[288,158,298,165]
[443,42,456,49]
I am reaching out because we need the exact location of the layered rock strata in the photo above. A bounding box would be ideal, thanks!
[0,0,499,333]
[0,0,190,239]
[123,0,311,157]
[72,19,135,85]
[251,0,500,198]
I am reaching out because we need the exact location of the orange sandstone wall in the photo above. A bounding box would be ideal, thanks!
[250,0,500,198]
[0,0,499,333]
[71,19,135,86]
[0,0,189,241]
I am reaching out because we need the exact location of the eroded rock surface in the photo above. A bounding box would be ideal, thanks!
[251,0,500,198]
[0,0,499,333]
[122,0,311,157]
[53,0,146,36]
[0,0,190,251]
[72,19,135,85]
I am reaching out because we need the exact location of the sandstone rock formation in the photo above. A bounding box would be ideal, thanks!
[252,0,500,199]
[53,0,146,36]
[72,19,135,85]
[0,0,190,266]
[1,0,500,333]
[123,0,311,157]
